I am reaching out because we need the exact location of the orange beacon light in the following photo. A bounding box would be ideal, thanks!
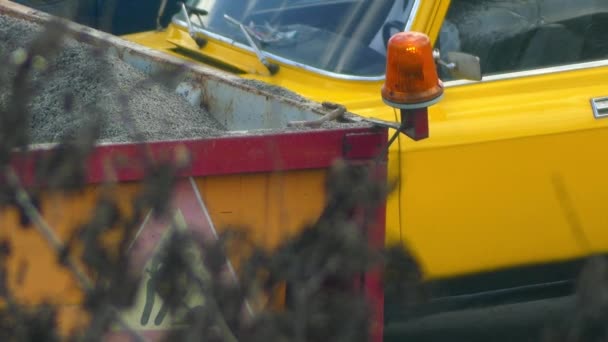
[381,31,443,141]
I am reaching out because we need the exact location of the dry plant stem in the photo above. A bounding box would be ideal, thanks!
[6,169,92,289]
[293,264,334,342]
[170,222,239,342]
[5,168,149,342]
[2,287,29,339]
[287,102,346,128]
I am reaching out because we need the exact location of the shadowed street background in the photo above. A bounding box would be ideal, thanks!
[385,296,575,342]
[13,0,179,34]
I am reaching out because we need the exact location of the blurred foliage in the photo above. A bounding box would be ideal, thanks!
[9,4,608,342]
[0,13,422,342]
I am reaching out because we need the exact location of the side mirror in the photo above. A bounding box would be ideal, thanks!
[434,50,482,81]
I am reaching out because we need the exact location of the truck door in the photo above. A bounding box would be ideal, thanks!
[402,0,608,285]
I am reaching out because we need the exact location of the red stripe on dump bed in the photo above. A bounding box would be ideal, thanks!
[367,163,387,342]
[11,127,387,185]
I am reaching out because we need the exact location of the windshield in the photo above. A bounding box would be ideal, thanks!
[174,0,416,78]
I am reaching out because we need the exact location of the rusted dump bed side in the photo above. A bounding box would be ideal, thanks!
[2,128,387,340]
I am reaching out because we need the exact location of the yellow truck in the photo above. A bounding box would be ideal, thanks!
[120,0,608,327]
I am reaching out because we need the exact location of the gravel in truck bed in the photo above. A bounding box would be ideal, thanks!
[0,13,226,144]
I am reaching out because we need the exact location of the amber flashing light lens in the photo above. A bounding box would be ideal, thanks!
[381,32,443,107]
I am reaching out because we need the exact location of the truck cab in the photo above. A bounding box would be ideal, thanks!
[123,0,608,321]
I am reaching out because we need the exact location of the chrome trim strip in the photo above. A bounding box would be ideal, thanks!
[445,59,608,88]
[172,18,384,81]
[591,97,608,119]
[405,0,421,31]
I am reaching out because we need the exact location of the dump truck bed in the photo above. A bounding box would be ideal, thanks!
[0,1,388,341]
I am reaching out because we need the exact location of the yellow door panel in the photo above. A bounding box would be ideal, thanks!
[407,0,608,279]
[424,65,608,150]
[401,127,607,278]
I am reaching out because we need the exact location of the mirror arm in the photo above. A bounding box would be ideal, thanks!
[433,49,455,70]
[433,49,482,81]
[437,59,456,70]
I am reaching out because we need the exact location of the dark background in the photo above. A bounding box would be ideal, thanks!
[13,0,181,35]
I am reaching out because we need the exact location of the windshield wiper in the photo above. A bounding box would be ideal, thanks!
[223,14,280,75]
[179,2,208,47]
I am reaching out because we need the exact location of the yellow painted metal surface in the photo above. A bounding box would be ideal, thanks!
[0,170,327,335]
[197,170,326,248]
[122,0,608,281]
[397,62,608,277]
[122,24,385,108]
[408,0,450,42]
[0,184,143,334]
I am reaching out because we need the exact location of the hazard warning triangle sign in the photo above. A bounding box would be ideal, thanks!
[108,177,227,337]
[118,209,207,330]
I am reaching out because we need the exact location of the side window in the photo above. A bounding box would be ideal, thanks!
[436,0,608,78]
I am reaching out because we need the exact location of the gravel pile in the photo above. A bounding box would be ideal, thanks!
[239,78,309,102]
[0,14,225,144]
